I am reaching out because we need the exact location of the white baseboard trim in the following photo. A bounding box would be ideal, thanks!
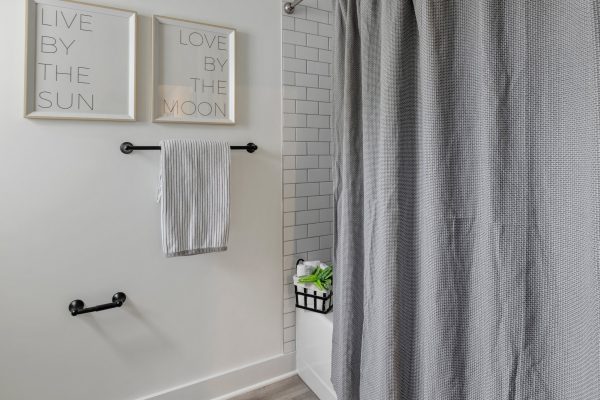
[212,370,298,400]
[139,352,296,400]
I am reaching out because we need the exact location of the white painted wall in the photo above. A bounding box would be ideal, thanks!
[0,1,284,399]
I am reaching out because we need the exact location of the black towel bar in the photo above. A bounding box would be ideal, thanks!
[120,142,258,154]
[69,292,127,316]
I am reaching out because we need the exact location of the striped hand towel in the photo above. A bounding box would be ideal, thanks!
[158,139,230,257]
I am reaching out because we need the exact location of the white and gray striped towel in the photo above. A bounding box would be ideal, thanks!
[158,139,230,257]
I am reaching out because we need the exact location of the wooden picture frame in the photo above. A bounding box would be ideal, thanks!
[24,0,136,121]
[152,15,236,124]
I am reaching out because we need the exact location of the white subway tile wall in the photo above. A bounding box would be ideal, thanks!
[282,0,333,354]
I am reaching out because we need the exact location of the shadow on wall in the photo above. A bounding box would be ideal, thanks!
[79,298,177,364]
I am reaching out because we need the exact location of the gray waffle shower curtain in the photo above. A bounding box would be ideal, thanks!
[332,1,600,399]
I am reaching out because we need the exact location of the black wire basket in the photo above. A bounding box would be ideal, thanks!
[294,259,333,314]
[294,285,333,314]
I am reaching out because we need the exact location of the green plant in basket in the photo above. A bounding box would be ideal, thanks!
[298,265,333,292]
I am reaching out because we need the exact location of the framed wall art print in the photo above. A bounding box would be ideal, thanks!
[152,15,235,124]
[24,0,137,121]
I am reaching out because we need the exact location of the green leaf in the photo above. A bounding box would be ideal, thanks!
[297,264,334,292]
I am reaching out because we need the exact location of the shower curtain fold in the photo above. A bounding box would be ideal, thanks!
[332,1,600,399]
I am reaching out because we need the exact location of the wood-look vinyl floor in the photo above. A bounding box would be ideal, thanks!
[230,375,319,400]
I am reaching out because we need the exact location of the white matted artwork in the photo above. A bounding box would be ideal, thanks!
[152,16,235,124]
[24,0,136,121]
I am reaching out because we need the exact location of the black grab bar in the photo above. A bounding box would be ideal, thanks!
[69,292,127,316]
